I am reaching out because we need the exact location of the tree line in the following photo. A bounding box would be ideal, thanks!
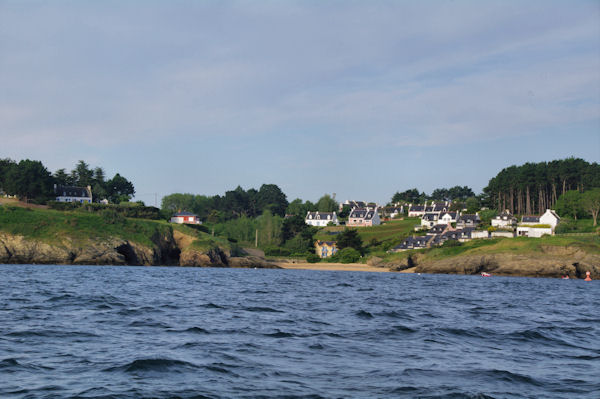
[482,158,600,215]
[161,187,340,223]
[0,158,135,204]
[391,186,476,204]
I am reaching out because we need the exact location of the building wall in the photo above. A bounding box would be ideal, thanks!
[56,196,92,204]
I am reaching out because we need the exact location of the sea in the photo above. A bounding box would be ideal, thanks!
[0,264,598,399]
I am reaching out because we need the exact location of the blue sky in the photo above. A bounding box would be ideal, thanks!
[1,1,599,206]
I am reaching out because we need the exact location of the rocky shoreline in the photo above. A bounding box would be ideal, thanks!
[0,232,278,269]
[377,248,600,279]
[1,231,599,279]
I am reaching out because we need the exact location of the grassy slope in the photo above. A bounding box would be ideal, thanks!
[0,205,172,247]
[382,234,600,264]
[315,218,419,244]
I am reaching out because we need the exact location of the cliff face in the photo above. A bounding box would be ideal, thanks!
[386,245,600,279]
[0,231,277,268]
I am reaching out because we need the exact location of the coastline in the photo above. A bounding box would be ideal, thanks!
[274,262,390,273]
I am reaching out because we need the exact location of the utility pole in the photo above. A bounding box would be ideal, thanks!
[255,229,258,247]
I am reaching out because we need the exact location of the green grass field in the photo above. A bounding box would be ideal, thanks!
[0,205,171,247]
[315,218,419,242]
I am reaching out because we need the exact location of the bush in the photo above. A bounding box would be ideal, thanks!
[338,247,361,263]
[263,246,292,257]
[306,253,321,263]
[442,239,462,248]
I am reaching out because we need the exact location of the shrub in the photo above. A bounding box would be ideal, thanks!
[338,247,361,263]
[306,253,320,263]
[442,239,462,248]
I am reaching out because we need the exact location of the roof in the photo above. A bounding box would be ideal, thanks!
[409,205,425,212]
[458,214,480,223]
[306,211,336,220]
[55,185,91,198]
[349,208,377,220]
[395,235,431,249]
[522,216,540,223]
[173,211,198,217]
[422,213,438,221]
[429,224,449,234]
[441,212,458,218]
[316,241,336,246]
[544,209,561,220]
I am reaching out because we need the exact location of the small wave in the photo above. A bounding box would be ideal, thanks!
[46,294,75,302]
[263,330,295,338]
[244,306,283,313]
[355,310,374,319]
[378,310,411,320]
[200,302,225,309]
[128,320,170,329]
[105,358,198,373]
[0,358,53,372]
[308,343,325,350]
[168,327,210,334]
[6,330,98,339]
[335,283,353,287]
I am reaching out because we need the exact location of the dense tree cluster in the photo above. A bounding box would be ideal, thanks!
[391,186,475,205]
[161,184,289,221]
[482,158,600,215]
[0,158,135,204]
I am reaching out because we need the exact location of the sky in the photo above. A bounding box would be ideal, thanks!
[1,0,599,206]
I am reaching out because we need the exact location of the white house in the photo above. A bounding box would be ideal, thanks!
[439,212,459,224]
[347,208,380,226]
[54,184,92,204]
[539,209,561,229]
[421,212,439,228]
[517,209,560,237]
[491,210,518,228]
[305,211,339,227]
[407,204,426,217]
[170,211,202,224]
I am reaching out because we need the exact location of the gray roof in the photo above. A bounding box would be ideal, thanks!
[349,208,376,220]
[173,211,198,217]
[55,185,91,198]
[422,213,439,221]
[395,235,430,250]
[522,216,540,223]
[306,212,336,220]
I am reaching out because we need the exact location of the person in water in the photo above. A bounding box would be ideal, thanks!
[584,271,592,281]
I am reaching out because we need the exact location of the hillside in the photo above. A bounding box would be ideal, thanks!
[0,205,274,268]
[315,218,419,249]
[377,235,600,279]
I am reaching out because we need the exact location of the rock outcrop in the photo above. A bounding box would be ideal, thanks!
[0,231,277,269]
[409,250,600,279]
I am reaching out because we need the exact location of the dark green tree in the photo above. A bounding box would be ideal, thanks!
[336,228,364,254]
[72,160,93,187]
[316,194,338,212]
[106,173,135,203]
[555,190,582,220]
[256,184,288,217]
[5,159,54,202]
[0,158,16,193]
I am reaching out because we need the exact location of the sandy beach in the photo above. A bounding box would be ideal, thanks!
[275,262,390,273]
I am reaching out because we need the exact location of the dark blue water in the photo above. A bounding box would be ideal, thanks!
[1,265,598,399]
